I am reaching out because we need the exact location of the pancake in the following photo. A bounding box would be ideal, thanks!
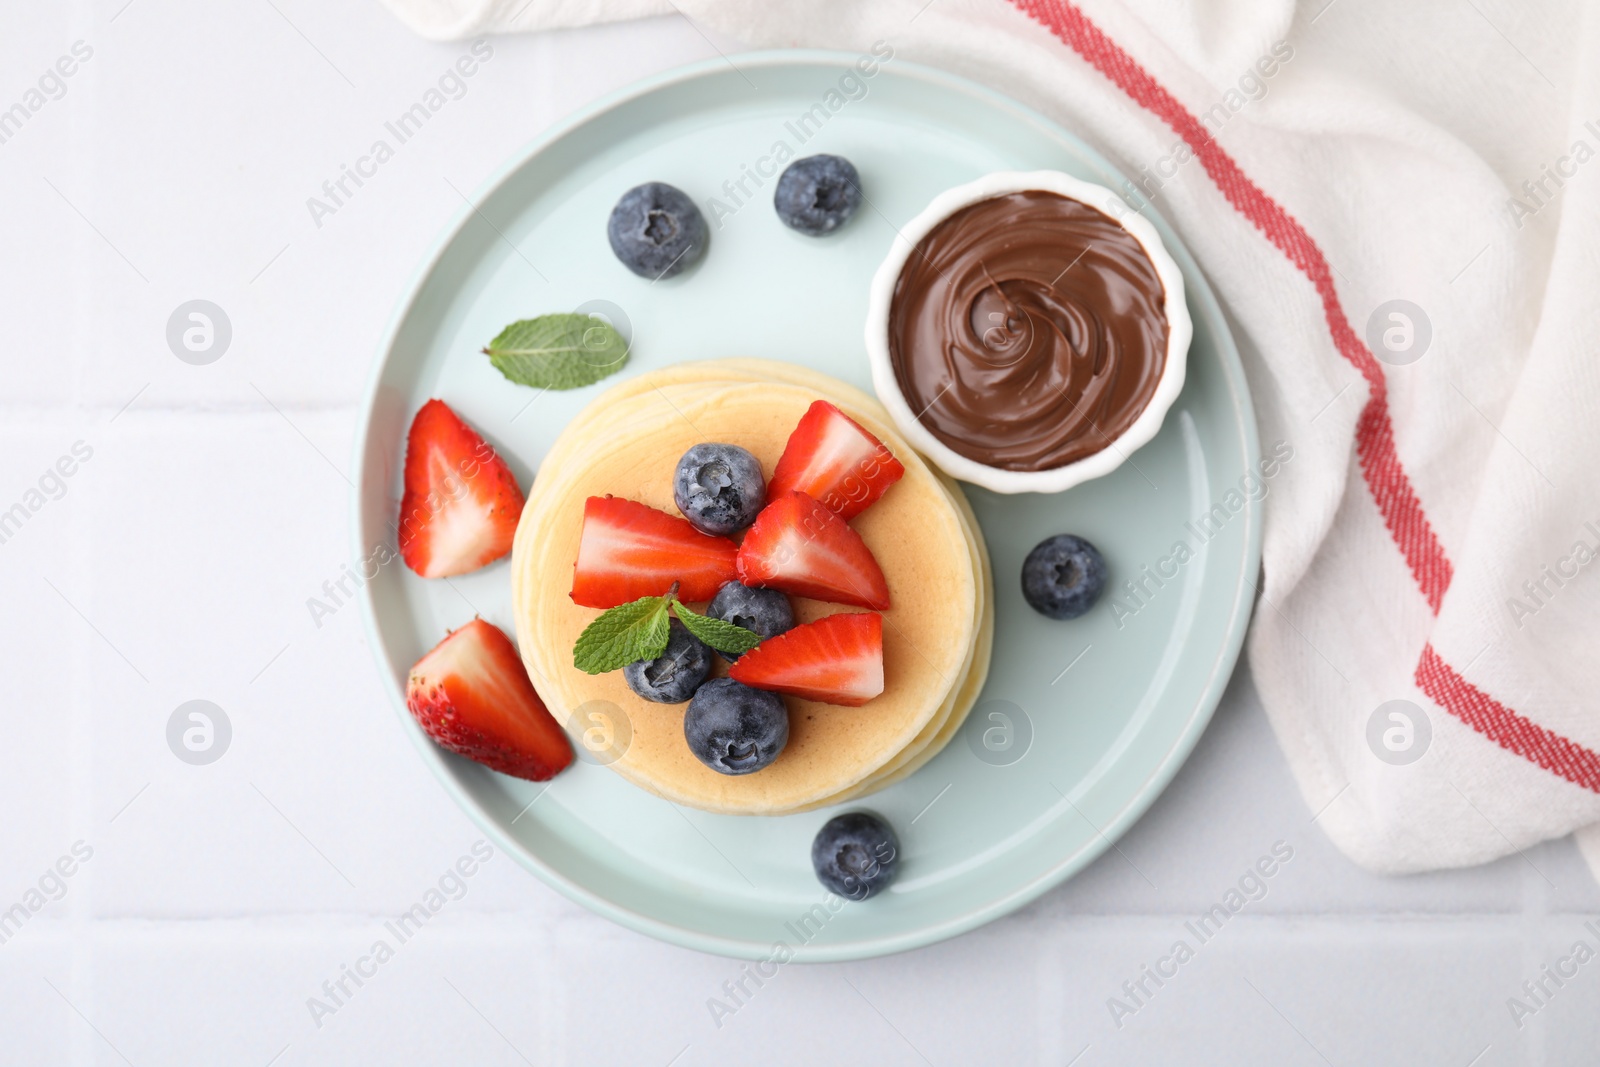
[511,362,987,814]
[515,360,993,810]
[520,359,994,804]
[513,381,975,813]
[524,364,992,809]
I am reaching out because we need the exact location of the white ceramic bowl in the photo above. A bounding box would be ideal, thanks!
[864,170,1192,494]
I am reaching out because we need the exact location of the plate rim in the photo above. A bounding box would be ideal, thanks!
[351,48,1262,962]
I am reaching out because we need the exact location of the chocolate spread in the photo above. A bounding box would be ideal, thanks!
[887,190,1169,472]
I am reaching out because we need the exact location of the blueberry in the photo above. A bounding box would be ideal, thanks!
[811,812,899,900]
[707,581,794,660]
[623,619,712,704]
[684,678,788,775]
[673,443,766,536]
[1021,534,1107,619]
[607,182,708,279]
[773,155,862,236]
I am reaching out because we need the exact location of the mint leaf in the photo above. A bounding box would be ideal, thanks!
[573,595,670,674]
[672,599,762,656]
[484,313,629,391]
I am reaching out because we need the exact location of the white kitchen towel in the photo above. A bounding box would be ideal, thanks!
[378,0,1600,880]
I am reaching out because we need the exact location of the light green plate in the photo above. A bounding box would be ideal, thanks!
[354,51,1260,961]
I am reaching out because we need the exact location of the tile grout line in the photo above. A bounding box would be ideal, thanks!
[67,459,97,1067]
[1524,836,1549,1067]
[67,0,98,1060]
[44,908,1600,930]
[0,401,370,418]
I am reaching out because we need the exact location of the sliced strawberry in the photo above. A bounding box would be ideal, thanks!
[730,611,884,706]
[570,496,738,608]
[767,401,905,520]
[406,618,573,781]
[398,399,525,579]
[735,491,890,609]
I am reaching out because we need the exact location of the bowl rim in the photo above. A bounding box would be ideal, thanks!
[864,169,1193,494]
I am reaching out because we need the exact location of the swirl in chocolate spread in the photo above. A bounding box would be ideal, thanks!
[887,190,1169,472]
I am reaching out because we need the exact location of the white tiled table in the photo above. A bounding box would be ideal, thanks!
[3,4,1595,1064]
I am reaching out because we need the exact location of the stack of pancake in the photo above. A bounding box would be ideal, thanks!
[511,359,993,815]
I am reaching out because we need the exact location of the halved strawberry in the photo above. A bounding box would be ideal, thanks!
[735,491,890,609]
[767,401,905,520]
[406,618,573,781]
[570,496,738,608]
[398,399,525,578]
[729,611,884,706]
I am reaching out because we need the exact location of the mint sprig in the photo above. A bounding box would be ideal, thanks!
[573,594,670,674]
[573,584,762,674]
[672,599,762,656]
[484,313,629,391]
